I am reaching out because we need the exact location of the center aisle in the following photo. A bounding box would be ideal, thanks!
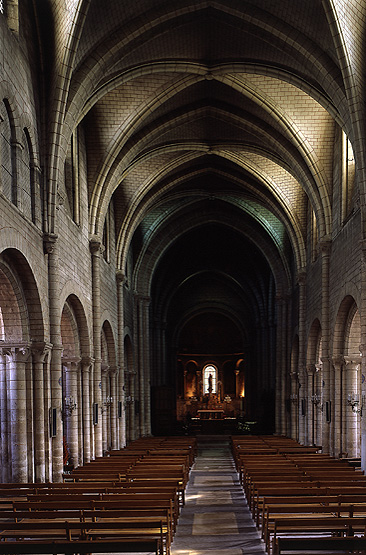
[171,435,266,555]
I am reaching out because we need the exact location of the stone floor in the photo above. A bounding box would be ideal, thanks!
[171,435,266,555]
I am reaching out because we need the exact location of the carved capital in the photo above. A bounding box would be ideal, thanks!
[116,270,127,286]
[89,235,104,255]
[109,365,118,377]
[31,342,53,363]
[81,357,94,374]
[296,269,306,286]
[306,364,317,375]
[332,355,345,368]
[43,233,58,254]
[344,355,361,368]
[319,237,332,255]
[62,357,81,372]
[0,343,31,363]
[101,364,110,375]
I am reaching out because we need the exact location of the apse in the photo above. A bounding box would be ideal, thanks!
[149,221,277,435]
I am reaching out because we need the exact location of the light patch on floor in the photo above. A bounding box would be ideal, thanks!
[192,512,239,535]
[195,490,232,505]
[173,550,243,555]
[193,475,234,487]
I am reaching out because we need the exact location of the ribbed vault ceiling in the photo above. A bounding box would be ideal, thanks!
[43,0,356,355]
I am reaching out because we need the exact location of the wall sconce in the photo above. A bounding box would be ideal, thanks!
[347,393,363,414]
[63,396,77,418]
[311,393,322,408]
[101,395,113,413]
[290,393,298,405]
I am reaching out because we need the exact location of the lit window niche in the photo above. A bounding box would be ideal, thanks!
[341,130,355,222]
[0,307,4,341]
[0,1,4,14]
[203,364,217,394]
[310,207,318,262]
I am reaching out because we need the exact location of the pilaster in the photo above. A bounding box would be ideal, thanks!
[32,342,52,482]
[63,358,81,467]
[297,270,307,445]
[81,357,93,463]
[320,239,331,453]
[116,271,127,448]
[44,232,63,481]
[331,356,343,457]
[90,236,103,457]
[1,344,30,482]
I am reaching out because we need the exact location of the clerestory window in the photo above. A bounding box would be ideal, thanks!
[341,131,355,222]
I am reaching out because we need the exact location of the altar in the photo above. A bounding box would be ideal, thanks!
[197,409,225,420]
[175,354,246,425]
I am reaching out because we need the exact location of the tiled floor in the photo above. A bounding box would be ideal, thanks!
[171,436,266,555]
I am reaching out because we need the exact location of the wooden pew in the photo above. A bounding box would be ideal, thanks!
[0,538,160,554]
[25,491,179,524]
[270,516,366,555]
[259,493,366,526]
[0,436,197,555]
[0,519,167,554]
[262,503,364,550]
[251,483,322,519]
[275,536,366,555]
[63,471,127,482]
[13,496,178,534]
[2,506,173,546]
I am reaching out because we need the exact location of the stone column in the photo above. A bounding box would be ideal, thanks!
[141,296,151,435]
[44,233,63,482]
[276,295,288,436]
[184,370,188,400]
[0,351,8,482]
[360,242,366,470]
[344,357,361,458]
[116,271,126,449]
[32,343,52,482]
[101,365,110,453]
[90,237,103,457]
[63,358,80,468]
[3,345,30,482]
[320,240,331,453]
[133,292,142,436]
[31,163,43,228]
[235,368,240,398]
[81,357,93,463]
[89,359,95,459]
[290,371,299,440]
[332,356,344,457]
[307,364,316,445]
[314,363,323,448]
[129,371,136,442]
[360,341,366,470]
[329,358,335,455]
[197,369,202,400]
[297,270,307,445]
[110,367,118,450]
[136,294,146,435]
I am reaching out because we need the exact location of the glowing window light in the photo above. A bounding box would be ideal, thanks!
[203,364,217,394]
[0,307,4,340]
